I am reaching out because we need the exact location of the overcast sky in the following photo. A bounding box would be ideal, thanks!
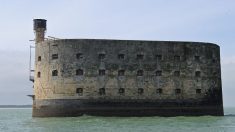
[0,0,234,106]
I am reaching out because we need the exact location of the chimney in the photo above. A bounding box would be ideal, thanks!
[33,19,47,43]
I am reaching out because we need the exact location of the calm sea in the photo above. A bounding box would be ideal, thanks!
[0,108,234,132]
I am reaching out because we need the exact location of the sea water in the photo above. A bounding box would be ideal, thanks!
[0,108,235,132]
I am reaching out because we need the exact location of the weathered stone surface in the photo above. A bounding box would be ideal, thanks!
[33,38,223,117]
[32,99,223,117]
[32,19,223,117]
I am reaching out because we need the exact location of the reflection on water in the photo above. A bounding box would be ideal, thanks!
[0,108,234,132]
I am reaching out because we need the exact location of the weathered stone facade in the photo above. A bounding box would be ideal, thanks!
[32,19,223,117]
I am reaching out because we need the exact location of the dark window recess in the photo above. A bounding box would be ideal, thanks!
[52,54,58,60]
[119,88,125,94]
[52,70,58,76]
[175,89,181,94]
[137,70,144,76]
[98,53,105,60]
[76,53,83,59]
[156,88,163,94]
[212,59,216,63]
[174,55,180,61]
[156,70,162,76]
[118,70,125,76]
[118,54,125,59]
[76,88,83,95]
[37,72,41,78]
[99,88,105,95]
[137,54,144,60]
[174,71,180,77]
[195,56,200,61]
[38,56,41,61]
[213,72,217,76]
[196,89,202,94]
[195,71,201,77]
[99,70,105,76]
[156,55,162,60]
[76,69,84,76]
[138,88,144,95]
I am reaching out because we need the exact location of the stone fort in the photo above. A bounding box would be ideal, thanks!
[31,19,223,117]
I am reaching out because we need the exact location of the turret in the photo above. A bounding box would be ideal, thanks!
[33,19,47,43]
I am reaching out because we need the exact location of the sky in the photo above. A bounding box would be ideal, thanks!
[0,0,234,106]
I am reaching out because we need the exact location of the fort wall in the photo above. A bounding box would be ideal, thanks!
[32,19,223,117]
[34,39,222,102]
